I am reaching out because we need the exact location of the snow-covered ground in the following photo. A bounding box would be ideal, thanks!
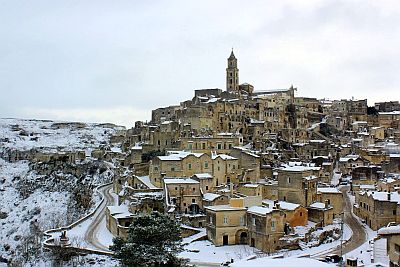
[0,118,122,265]
[0,118,122,152]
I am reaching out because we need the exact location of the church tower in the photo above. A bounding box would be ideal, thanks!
[226,50,239,92]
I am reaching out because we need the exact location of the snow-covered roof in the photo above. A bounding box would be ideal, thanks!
[243,183,259,188]
[247,206,273,215]
[211,153,237,160]
[164,178,199,184]
[317,187,341,194]
[309,202,330,210]
[278,163,321,172]
[203,193,221,202]
[205,205,246,211]
[378,225,400,235]
[362,191,400,204]
[193,173,212,179]
[379,111,400,115]
[158,151,204,161]
[136,176,159,189]
[262,199,300,211]
[339,154,361,162]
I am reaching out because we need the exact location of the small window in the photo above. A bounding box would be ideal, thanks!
[394,210,397,216]
[183,203,186,206]
[240,216,245,226]
[210,216,213,223]
[223,216,228,224]
[171,167,175,172]
[192,198,195,203]
[188,163,192,170]
[252,217,256,226]
[193,187,195,191]
[271,220,276,231]
[205,185,209,190]
[205,162,209,169]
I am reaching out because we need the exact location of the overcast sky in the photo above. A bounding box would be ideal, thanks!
[1,0,400,127]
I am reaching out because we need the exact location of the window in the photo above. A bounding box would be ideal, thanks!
[202,143,206,149]
[217,143,222,150]
[287,177,291,184]
[394,210,397,216]
[205,162,209,169]
[193,187,195,191]
[188,163,192,170]
[209,216,213,224]
[175,187,178,190]
[223,216,228,224]
[300,212,303,217]
[183,203,186,206]
[240,216,245,226]
[171,167,175,172]
[252,217,256,226]
[192,198,196,203]
[188,143,192,150]
[271,219,276,231]
[154,166,158,171]
[205,185,209,190]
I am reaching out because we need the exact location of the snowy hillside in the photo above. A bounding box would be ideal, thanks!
[0,118,124,266]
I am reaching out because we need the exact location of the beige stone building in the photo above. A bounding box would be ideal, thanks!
[149,151,239,188]
[180,133,243,154]
[277,163,320,207]
[377,225,400,266]
[354,191,400,230]
[163,178,202,214]
[317,187,343,218]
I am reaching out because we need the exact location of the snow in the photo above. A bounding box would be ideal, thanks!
[164,178,199,184]
[203,193,221,201]
[0,118,120,152]
[205,205,246,211]
[378,225,400,235]
[317,187,341,194]
[180,240,264,264]
[158,151,204,161]
[193,173,212,179]
[262,199,300,211]
[309,202,328,210]
[232,257,331,267]
[247,206,273,215]
[136,175,159,189]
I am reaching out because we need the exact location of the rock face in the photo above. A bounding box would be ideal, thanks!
[0,118,125,266]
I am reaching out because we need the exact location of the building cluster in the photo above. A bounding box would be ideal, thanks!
[103,51,400,255]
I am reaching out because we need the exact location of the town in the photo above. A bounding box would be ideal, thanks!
[1,51,400,267]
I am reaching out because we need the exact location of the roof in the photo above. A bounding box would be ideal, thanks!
[262,199,300,211]
[317,187,341,194]
[278,162,321,172]
[203,193,221,202]
[205,205,246,212]
[309,202,331,210]
[163,178,199,184]
[247,206,273,216]
[363,191,400,204]
[193,173,212,179]
[378,225,400,235]
[158,151,204,161]
[136,176,159,189]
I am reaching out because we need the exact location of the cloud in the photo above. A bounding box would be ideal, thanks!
[0,0,399,124]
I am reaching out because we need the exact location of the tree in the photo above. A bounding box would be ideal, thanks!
[110,212,187,267]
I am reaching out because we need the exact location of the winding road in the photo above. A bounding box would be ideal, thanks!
[312,185,367,258]
[84,183,115,251]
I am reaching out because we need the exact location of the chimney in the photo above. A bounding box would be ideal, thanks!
[275,203,281,210]
[325,200,329,209]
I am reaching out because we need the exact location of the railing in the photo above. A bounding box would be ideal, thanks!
[43,182,114,255]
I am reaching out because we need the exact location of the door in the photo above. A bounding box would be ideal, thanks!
[223,235,228,245]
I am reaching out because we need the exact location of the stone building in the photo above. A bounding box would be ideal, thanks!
[317,187,343,218]
[354,191,400,230]
[163,178,203,214]
[277,163,320,207]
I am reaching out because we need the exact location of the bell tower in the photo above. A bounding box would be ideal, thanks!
[226,50,239,92]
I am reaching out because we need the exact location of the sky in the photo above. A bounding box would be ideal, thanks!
[1,0,400,127]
